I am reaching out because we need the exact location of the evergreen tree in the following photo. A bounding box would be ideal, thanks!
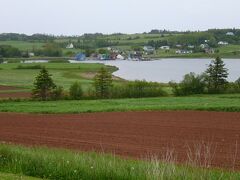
[205,57,229,93]
[94,67,113,98]
[32,68,56,100]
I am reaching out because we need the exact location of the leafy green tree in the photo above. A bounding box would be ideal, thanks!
[94,68,113,98]
[32,68,56,100]
[69,82,83,100]
[205,57,229,93]
[170,72,206,96]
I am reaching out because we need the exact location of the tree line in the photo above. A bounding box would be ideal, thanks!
[31,57,240,101]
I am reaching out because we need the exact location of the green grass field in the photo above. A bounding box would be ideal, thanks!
[0,63,118,91]
[1,33,240,59]
[0,94,239,113]
[0,144,239,180]
[0,41,44,51]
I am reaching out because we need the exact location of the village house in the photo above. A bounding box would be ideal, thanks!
[204,48,215,54]
[116,54,125,60]
[226,32,234,36]
[75,53,86,61]
[188,45,195,49]
[66,43,74,49]
[200,44,209,49]
[143,46,155,52]
[160,46,170,50]
[176,50,193,54]
[218,41,229,45]
[176,44,182,48]
[28,52,35,57]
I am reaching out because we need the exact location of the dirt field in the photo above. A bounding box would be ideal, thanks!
[0,111,240,169]
[0,92,31,99]
[0,85,31,99]
[0,85,19,91]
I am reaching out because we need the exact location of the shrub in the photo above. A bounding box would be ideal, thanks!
[225,78,240,93]
[16,64,44,69]
[111,80,167,98]
[51,86,64,100]
[69,82,83,100]
[170,72,206,96]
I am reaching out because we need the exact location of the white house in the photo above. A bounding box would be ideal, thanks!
[226,32,234,36]
[116,54,125,60]
[218,41,229,45]
[66,43,74,49]
[200,44,209,49]
[188,45,195,49]
[160,46,170,50]
[176,50,193,54]
[28,52,35,57]
[143,46,155,52]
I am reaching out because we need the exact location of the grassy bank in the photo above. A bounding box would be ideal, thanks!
[0,94,240,113]
[0,63,118,90]
[0,144,239,180]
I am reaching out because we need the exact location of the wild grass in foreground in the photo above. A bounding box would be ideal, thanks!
[0,172,40,180]
[0,144,239,180]
[0,94,240,113]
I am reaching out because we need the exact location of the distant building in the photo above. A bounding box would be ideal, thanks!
[98,54,110,60]
[75,53,86,61]
[116,54,125,60]
[160,46,170,50]
[204,48,215,54]
[200,44,209,49]
[218,41,229,45]
[107,47,112,51]
[226,32,234,36]
[143,46,155,52]
[188,45,195,49]
[28,52,35,57]
[66,43,74,49]
[176,50,193,54]
[176,44,182,48]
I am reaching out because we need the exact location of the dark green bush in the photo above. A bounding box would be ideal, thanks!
[111,80,167,98]
[50,86,64,100]
[16,64,44,69]
[170,72,206,96]
[69,82,83,100]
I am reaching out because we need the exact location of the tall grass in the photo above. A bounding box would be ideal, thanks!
[0,144,239,180]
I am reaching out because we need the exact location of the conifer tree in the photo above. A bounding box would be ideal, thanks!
[205,57,229,93]
[32,68,56,100]
[94,67,113,98]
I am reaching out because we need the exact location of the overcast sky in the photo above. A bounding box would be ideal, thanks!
[0,0,239,35]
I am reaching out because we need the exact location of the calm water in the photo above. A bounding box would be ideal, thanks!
[77,59,240,83]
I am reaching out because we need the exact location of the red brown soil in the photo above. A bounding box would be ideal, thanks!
[0,92,31,99]
[0,85,20,91]
[0,85,31,99]
[0,111,240,170]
